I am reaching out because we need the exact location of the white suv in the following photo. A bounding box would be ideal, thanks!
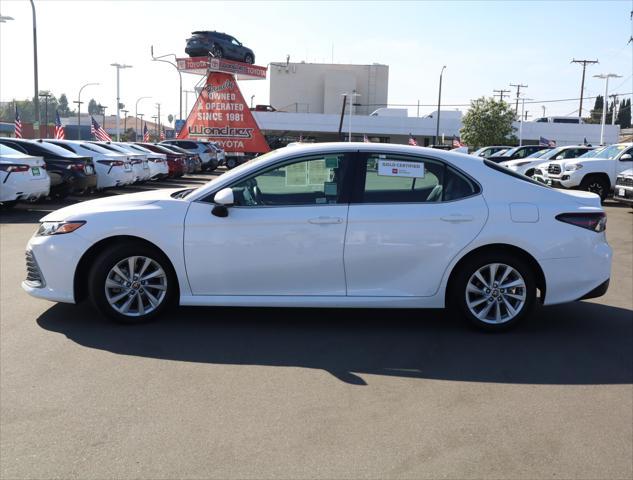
[533,143,633,201]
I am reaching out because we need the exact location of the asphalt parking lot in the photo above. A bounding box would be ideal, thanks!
[1,176,631,479]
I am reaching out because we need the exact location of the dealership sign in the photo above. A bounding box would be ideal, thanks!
[177,72,270,153]
[176,56,267,80]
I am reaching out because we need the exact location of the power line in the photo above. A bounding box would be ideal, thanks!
[509,83,528,115]
[493,89,510,101]
[571,59,599,119]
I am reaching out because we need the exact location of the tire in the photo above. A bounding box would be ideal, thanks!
[226,158,238,169]
[450,252,536,331]
[211,45,223,58]
[88,243,176,323]
[580,175,609,202]
[244,54,254,64]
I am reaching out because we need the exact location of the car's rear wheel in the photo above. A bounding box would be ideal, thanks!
[244,54,254,64]
[211,45,223,58]
[89,243,175,323]
[580,175,609,202]
[451,252,536,331]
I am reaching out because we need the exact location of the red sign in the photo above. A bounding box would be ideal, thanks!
[177,72,270,154]
[176,56,267,80]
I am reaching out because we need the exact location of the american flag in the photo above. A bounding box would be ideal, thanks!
[14,106,22,138]
[452,136,463,148]
[143,123,150,142]
[363,134,370,143]
[91,116,112,141]
[159,126,165,141]
[539,136,556,147]
[408,134,418,146]
[54,111,65,139]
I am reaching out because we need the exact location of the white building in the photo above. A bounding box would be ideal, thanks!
[269,61,389,115]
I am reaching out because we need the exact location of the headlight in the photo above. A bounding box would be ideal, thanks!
[564,163,583,171]
[36,221,86,236]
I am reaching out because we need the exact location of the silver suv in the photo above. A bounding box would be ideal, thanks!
[160,140,219,171]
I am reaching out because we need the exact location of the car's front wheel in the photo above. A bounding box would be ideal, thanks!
[89,243,175,323]
[244,54,254,64]
[452,252,536,331]
[225,157,238,169]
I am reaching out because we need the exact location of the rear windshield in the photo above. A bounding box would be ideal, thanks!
[484,159,549,187]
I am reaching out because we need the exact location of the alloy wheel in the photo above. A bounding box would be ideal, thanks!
[104,256,168,317]
[465,263,527,324]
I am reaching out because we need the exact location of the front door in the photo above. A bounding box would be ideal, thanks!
[184,152,352,296]
[344,152,488,297]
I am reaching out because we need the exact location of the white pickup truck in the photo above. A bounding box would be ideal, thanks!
[532,143,633,201]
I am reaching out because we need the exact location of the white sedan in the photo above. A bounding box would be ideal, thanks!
[22,143,612,330]
[0,144,50,206]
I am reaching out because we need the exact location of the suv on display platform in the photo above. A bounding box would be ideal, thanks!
[185,31,255,64]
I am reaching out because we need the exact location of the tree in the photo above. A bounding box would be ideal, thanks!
[617,99,631,128]
[120,128,136,142]
[460,97,516,148]
[586,95,604,124]
[88,98,100,115]
[57,94,72,117]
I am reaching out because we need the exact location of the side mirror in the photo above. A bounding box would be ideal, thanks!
[212,187,234,218]
[620,153,632,161]
[214,187,234,205]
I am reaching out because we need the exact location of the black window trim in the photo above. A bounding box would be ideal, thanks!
[350,151,482,205]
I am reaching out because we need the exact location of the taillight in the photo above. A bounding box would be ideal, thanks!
[67,163,85,171]
[0,164,30,172]
[97,160,125,166]
[556,212,607,232]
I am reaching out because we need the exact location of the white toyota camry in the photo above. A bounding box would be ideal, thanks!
[22,143,612,330]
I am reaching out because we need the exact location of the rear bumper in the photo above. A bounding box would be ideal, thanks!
[578,278,610,300]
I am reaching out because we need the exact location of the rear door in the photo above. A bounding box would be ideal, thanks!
[344,152,488,297]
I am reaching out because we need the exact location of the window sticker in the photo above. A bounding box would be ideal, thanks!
[324,182,337,196]
[308,159,329,186]
[285,163,308,186]
[325,156,339,169]
[377,159,425,178]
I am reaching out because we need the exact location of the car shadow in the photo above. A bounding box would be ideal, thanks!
[36,301,632,386]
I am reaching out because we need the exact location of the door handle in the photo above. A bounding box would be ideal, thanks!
[440,214,474,223]
[308,216,343,225]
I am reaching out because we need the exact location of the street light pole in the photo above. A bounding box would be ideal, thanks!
[75,82,99,140]
[38,91,50,138]
[134,96,151,141]
[29,0,41,134]
[110,63,132,141]
[594,73,622,145]
[434,65,446,145]
[122,109,129,135]
[184,90,196,116]
[138,113,144,140]
[151,47,182,121]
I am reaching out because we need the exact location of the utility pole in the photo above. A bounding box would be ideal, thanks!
[493,89,510,101]
[593,73,622,144]
[29,0,40,135]
[156,103,161,136]
[111,63,132,141]
[519,97,532,146]
[571,59,599,120]
[510,83,528,116]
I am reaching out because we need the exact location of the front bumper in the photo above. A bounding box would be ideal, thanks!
[613,185,633,205]
[21,232,91,304]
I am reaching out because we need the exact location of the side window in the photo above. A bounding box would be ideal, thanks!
[620,147,633,161]
[361,154,477,203]
[230,154,348,206]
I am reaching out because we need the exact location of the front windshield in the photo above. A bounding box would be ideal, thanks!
[527,148,553,159]
[589,144,629,160]
[578,147,603,159]
[497,147,519,157]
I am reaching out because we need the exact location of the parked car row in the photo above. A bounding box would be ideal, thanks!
[0,138,225,207]
[471,142,633,206]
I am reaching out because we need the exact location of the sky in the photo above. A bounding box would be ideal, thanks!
[0,0,631,125]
